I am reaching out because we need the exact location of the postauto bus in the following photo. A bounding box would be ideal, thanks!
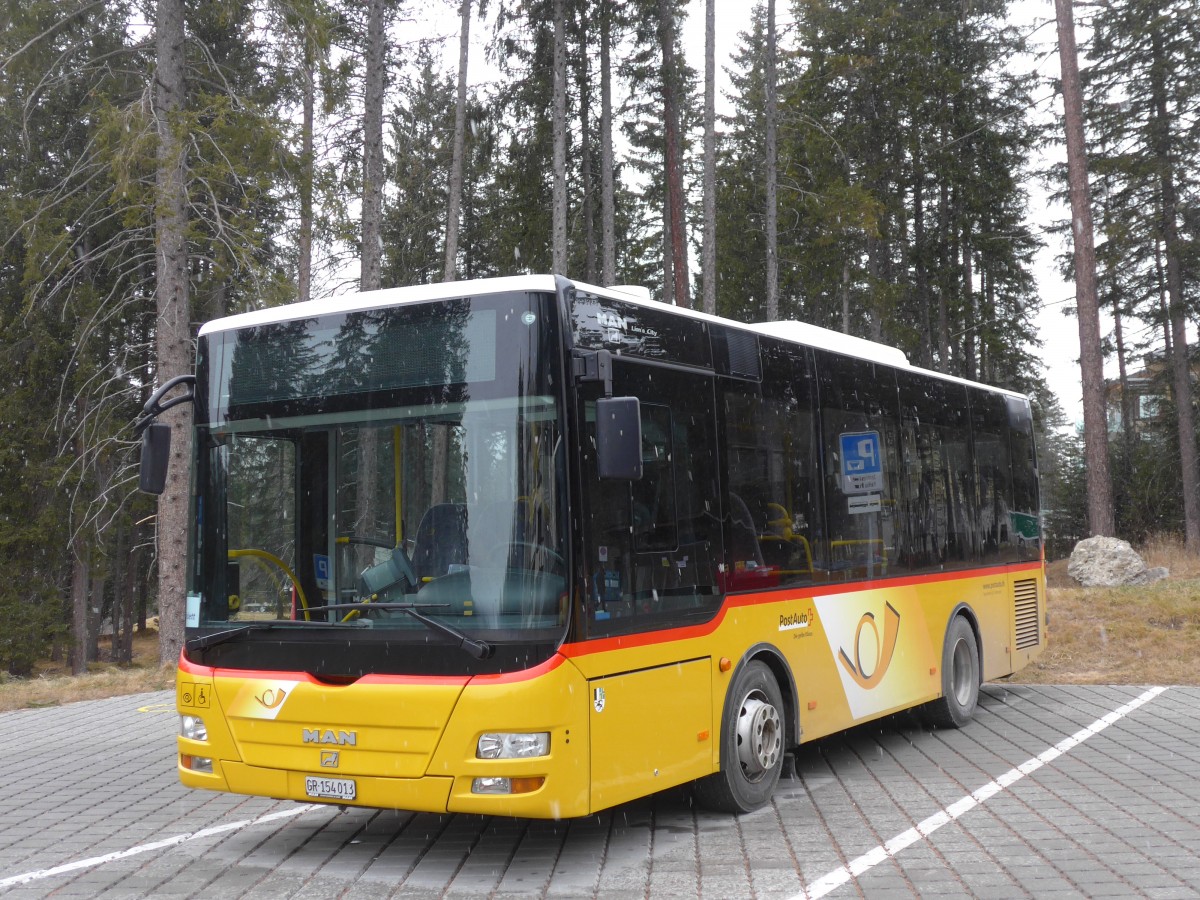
[137,274,1044,817]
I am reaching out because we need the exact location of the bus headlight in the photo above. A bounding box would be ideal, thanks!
[180,715,208,741]
[476,732,550,759]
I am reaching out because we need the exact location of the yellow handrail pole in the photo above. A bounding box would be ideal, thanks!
[228,549,310,620]
[393,425,403,545]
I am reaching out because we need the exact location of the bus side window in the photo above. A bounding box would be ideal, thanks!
[970,389,1016,565]
[895,373,972,574]
[721,339,821,590]
[815,351,901,581]
[1006,396,1042,561]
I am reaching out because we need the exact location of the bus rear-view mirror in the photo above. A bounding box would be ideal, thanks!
[596,396,642,480]
[139,422,171,495]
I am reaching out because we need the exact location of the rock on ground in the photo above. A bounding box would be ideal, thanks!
[1067,535,1170,587]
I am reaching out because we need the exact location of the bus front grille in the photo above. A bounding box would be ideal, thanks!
[1013,578,1041,649]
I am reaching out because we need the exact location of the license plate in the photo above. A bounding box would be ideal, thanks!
[305,776,356,801]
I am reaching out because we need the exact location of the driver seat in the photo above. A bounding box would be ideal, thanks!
[411,503,468,580]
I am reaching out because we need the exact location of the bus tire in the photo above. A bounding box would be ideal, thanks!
[923,615,980,729]
[694,660,785,814]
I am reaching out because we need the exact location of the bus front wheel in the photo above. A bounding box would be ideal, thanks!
[923,615,980,729]
[694,660,785,814]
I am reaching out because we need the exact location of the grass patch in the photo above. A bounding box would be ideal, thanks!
[1007,539,1200,686]
[0,629,175,713]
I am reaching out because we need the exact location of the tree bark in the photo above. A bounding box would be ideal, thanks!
[1055,0,1115,537]
[362,0,386,292]
[298,29,315,304]
[764,0,779,321]
[600,3,616,285]
[70,536,89,675]
[577,5,596,283]
[659,0,688,307]
[701,0,716,315]
[551,0,568,273]
[444,0,471,283]
[1149,30,1200,550]
[154,0,191,665]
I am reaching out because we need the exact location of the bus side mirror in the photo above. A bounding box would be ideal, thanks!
[139,422,172,495]
[596,397,642,480]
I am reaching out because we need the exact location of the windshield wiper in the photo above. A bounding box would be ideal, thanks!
[185,619,369,652]
[309,601,494,660]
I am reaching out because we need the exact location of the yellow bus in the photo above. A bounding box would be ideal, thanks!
[139,274,1044,817]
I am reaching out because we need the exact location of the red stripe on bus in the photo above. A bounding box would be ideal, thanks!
[560,561,1044,658]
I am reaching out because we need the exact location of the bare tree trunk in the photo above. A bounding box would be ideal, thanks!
[1055,0,1115,537]
[362,0,386,292]
[298,32,314,304]
[841,259,851,334]
[444,0,471,283]
[111,519,128,662]
[913,131,933,368]
[1113,295,1134,453]
[1155,237,1172,355]
[600,4,616,285]
[962,232,975,381]
[552,0,568,273]
[662,194,674,302]
[659,0,688,307]
[764,0,779,321]
[701,0,716,315]
[88,573,105,662]
[1150,30,1200,551]
[121,538,139,664]
[70,539,89,675]
[577,5,596,283]
[154,0,190,665]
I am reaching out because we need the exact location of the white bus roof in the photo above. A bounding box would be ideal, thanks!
[198,274,1027,402]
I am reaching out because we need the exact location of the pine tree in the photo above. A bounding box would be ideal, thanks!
[1083,0,1200,548]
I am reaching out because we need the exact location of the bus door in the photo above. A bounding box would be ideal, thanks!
[577,360,725,810]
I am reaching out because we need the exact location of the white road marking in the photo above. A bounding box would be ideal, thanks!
[791,685,1169,900]
[0,804,322,888]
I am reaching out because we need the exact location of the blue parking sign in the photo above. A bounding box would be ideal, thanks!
[840,431,883,493]
[314,553,331,590]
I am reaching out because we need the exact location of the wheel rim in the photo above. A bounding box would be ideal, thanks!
[950,637,975,706]
[736,690,781,782]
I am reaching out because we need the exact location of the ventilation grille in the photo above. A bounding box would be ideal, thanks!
[1013,578,1041,650]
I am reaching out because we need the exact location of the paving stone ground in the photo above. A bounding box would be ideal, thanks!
[1,684,1197,899]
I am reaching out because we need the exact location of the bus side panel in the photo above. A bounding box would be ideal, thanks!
[588,657,712,813]
[978,574,1015,681]
[801,583,939,738]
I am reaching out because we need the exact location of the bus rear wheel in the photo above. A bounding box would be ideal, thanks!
[694,660,785,814]
[923,615,980,729]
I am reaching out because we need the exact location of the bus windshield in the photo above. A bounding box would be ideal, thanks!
[187,291,569,675]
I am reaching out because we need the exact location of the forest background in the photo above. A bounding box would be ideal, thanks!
[0,0,1195,676]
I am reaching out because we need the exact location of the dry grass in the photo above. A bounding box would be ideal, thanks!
[1,539,1197,711]
[0,629,175,713]
[1007,537,1200,685]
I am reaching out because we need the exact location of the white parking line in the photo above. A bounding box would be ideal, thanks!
[791,685,1169,900]
[0,804,322,889]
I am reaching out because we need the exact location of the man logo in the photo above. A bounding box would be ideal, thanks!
[302,728,357,746]
[838,602,901,689]
[320,751,339,768]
